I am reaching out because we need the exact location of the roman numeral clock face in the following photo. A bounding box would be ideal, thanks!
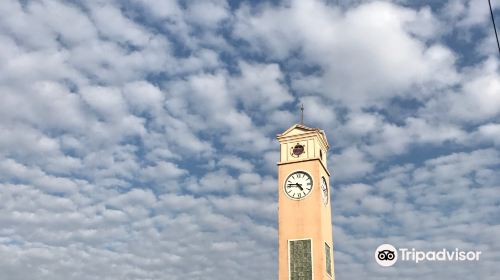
[321,176,328,205]
[284,171,313,200]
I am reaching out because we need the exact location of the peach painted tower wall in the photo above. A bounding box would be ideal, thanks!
[277,124,335,280]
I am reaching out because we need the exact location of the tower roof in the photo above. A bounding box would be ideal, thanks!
[276,124,330,150]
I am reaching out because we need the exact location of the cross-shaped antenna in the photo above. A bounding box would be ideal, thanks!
[300,103,304,125]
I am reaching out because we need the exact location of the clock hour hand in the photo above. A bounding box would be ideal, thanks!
[287,183,303,191]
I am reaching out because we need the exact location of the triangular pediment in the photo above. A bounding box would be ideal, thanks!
[277,124,330,149]
[278,124,317,137]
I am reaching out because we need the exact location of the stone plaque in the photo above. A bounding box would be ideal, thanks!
[325,243,332,276]
[289,239,312,280]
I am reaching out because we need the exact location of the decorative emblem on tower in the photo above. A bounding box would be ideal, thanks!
[291,143,305,157]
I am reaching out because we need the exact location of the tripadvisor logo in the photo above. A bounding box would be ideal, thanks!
[375,244,397,267]
[375,244,482,267]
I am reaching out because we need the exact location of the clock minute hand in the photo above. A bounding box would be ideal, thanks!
[287,183,303,191]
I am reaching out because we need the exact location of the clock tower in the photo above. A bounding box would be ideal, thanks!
[277,124,335,280]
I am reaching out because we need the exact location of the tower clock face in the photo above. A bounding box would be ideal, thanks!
[321,176,328,205]
[284,171,313,200]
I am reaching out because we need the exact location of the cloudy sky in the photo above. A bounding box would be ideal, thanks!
[0,0,499,279]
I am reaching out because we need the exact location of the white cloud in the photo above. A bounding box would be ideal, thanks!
[185,0,230,28]
[300,96,337,128]
[218,155,254,172]
[87,2,150,46]
[80,86,128,120]
[333,147,375,180]
[122,81,164,114]
[414,148,500,184]
[333,148,500,279]
[0,0,499,279]
[234,0,458,108]
[142,161,187,181]
[231,61,293,110]
[420,57,500,123]
[208,195,276,220]
[0,159,79,194]
[28,0,97,46]
[344,111,381,136]
[362,117,465,159]
[166,71,274,153]
[107,188,157,209]
[131,0,183,20]
[403,6,444,40]
[360,196,392,213]
[474,123,500,145]
[188,170,238,194]
[448,60,500,121]
[453,0,492,28]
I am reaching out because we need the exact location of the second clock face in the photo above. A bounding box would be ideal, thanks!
[284,171,313,200]
[321,176,328,205]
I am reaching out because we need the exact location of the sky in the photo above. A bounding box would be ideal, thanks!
[0,0,499,279]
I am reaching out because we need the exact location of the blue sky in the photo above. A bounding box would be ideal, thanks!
[0,0,499,279]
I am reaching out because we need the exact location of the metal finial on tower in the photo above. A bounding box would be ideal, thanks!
[300,103,304,125]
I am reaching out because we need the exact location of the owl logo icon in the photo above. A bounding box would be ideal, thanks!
[378,249,395,261]
[375,244,398,267]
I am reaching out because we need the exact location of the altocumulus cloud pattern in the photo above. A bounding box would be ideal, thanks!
[0,0,499,279]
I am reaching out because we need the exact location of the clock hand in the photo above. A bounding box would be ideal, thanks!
[287,183,303,191]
